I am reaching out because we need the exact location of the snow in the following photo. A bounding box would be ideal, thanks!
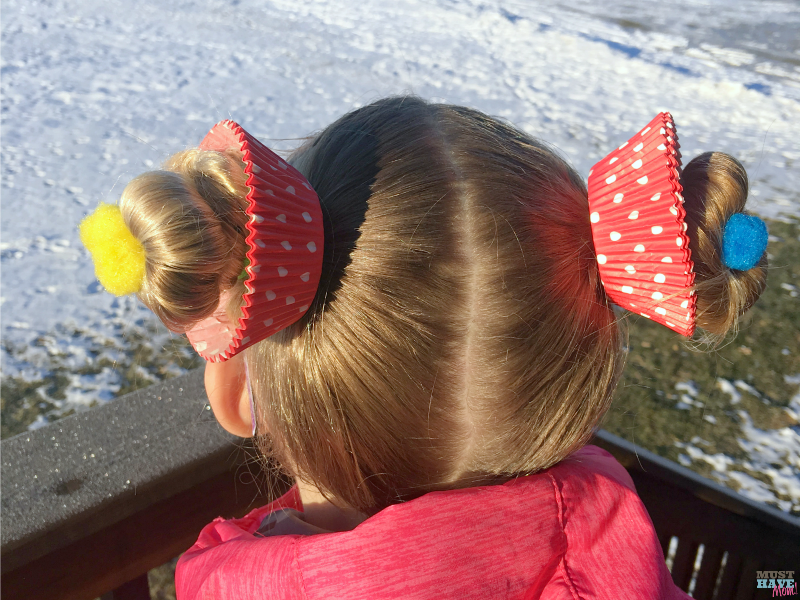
[3,0,797,372]
[677,376,800,513]
[737,407,800,510]
[675,380,704,410]
[2,0,799,509]
[718,377,743,404]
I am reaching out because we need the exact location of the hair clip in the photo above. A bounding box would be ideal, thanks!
[237,257,251,281]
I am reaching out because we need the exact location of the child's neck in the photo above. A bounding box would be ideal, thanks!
[296,478,370,532]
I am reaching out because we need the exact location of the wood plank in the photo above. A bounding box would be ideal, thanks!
[630,470,800,566]
[670,538,699,591]
[659,532,673,559]
[2,371,219,573]
[734,556,760,600]
[717,553,744,600]
[691,545,724,600]
[2,468,279,600]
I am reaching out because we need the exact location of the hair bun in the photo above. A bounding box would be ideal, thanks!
[118,149,250,331]
[680,152,768,337]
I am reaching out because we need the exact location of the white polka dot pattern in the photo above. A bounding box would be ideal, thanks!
[587,112,696,337]
[188,119,325,362]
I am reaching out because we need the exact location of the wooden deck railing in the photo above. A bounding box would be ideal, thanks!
[592,430,800,599]
[2,370,799,599]
[1,370,281,600]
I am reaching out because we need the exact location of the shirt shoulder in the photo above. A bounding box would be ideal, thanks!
[542,445,691,600]
[176,485,307,600]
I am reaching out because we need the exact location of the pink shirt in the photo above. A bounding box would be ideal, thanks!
[176,445,690,599]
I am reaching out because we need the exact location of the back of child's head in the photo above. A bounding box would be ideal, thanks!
[108,96,766,514]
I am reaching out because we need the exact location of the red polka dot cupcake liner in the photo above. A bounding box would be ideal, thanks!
[186,120,324,361]
[587,113,697,337]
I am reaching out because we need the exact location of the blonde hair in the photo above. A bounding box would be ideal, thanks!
[120,98,767,515]
[249,99,622,513]
[118,148,249,331]
[680,152,768,336]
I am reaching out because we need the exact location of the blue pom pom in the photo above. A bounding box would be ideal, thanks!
[721,213,768,271]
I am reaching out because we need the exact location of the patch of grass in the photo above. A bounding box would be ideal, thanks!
[614,18,650,32]
[0,374,73,439]
[148,557,179,600]
[604,217,800,514]
[1,322,203,440]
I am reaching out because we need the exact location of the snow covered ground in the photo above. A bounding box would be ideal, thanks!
[674,376,800,513]
[2,0,799,509]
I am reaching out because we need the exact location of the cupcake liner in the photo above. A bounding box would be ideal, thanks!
[186,120,324,361]
[588,113,696,337]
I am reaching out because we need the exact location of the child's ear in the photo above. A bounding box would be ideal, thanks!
[204,353,253,438]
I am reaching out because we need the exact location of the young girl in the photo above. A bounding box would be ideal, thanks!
[80,96,768,599]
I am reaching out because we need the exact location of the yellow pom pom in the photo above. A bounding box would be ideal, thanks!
[79,203,146,296]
